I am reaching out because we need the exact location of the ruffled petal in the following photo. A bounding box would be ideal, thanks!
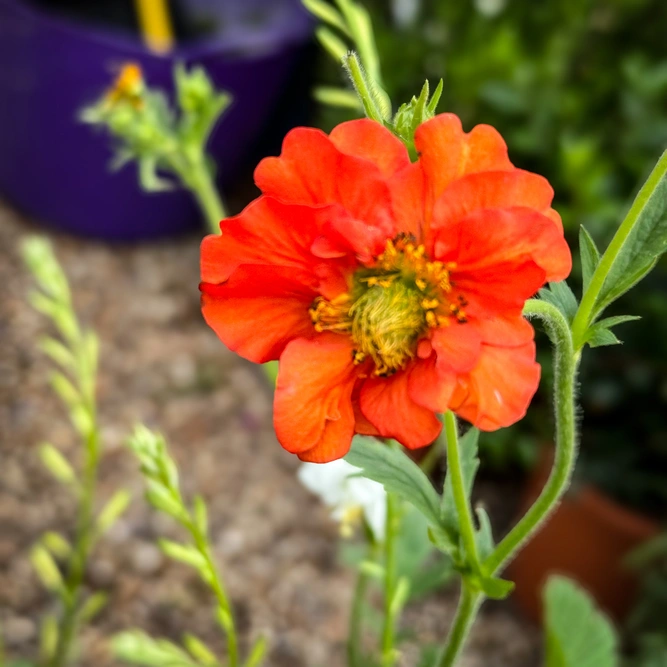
[201,265,316,363]
[472,314,535,348]
[359,371,442,449]
[415,114,513,204]
[449,343,541,430]
[407,354,457,414]
[430,169,562,239]
[435,206,572,288]
[329,119,411,177]
[431,323,483,373]
[201,197,352,298]
[387,162,425,240]
[254,127,395,234]
[274,334,358,461]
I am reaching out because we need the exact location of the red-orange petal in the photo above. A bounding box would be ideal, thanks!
[435,206,572,288]
[254,127,395,234]
[329,119,411,177]
[274,334,358,460]
[450,342,541,430]
[407,355,457,414]
[415,114,513,205]
[431,322,483,373]
[201,265,316,364]
[359,370,442,449]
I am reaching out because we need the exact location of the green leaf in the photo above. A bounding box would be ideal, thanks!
[474,507,495,561]
[584,315,641,348]
[345,437,443,530]
[38,337,76,372]
[315,25,348,63]
[539,282,579,324]
[182,633,217,666]
[79,592,108,622]
[579,226,600,293]
[441,428,480,541]
[158,539,207,571]
[30,545,63,592]
[111,631,199,667]
[39,615,58,663]
[544,576,619,667]
[193,495,209,536]
[426,79,444,115]
[41,532,71,560]
[477,575,514,600]
[302,0,351,36]
[595,151,667,315]
[38,444,76,485]
[313,86,361,109]
[245,636,268,667]
[96,489,132,534]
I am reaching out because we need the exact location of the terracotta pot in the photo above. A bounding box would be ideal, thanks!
[508,450,660,622]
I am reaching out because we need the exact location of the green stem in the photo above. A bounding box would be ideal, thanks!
[484,299,578,574]
[570,151,667,350]
[436,299,579,666]
[437,581,483,667]
[443,412,481,573]
[189,520,239,667]
[342,52,386,124]
[381,493,399,667]
[182,152,226,235]
[348,541,378,667]
[49,428,100,667]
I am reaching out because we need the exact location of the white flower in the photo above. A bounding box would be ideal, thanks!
[298,459,387,541]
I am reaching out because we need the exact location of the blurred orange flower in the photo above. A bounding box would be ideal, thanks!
[200,115,571,462]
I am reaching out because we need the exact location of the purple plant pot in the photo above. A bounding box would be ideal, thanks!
[0,0,312,240]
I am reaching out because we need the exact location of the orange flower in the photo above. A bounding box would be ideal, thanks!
[200,115,571,462]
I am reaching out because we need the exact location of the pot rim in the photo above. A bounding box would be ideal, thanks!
[0,0,313,61]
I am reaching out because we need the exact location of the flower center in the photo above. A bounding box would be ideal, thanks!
[310,234,468,376]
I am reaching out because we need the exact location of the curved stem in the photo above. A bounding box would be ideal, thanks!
[381,493,399,667]
[437,582,483,667]
[570,151,667,350]
[484,299,578,574]
[443,412,481,572]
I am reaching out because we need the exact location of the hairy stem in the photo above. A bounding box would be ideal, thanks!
[443,412,481,572]
[437,582,483,667]
[381,493,399,667]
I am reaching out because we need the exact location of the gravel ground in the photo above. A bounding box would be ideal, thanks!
[0,201,540,666]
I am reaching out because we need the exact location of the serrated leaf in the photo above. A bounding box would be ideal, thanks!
[441,428,480,541]
[544,576,619,667]
[579,226,600,293]
[540,281,579,323]
[345,437,443,530]
[587,328,621,348]
[585,315,641,348]
[595,151,667,315]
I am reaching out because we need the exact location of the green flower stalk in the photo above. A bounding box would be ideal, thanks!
[81,63,231,235]
[22,237,130,667]
[114,426,266,667]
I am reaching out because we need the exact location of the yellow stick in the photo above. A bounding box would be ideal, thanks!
[134,0,175,54]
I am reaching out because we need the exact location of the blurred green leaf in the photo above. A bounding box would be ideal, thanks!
[544,576,619,667]
[579,226,601,294]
